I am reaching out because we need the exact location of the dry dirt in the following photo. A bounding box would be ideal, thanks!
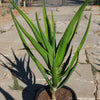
[0,3,36,26]
[0,3,100,27]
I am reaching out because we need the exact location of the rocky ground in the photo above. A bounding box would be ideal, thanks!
[0,4,100,100]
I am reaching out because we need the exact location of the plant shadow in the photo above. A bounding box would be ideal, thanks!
[0,87,14,100]
[29,0,86,7]
[0,49,43,100]
[95,59,100,67]
[64,0,86,6]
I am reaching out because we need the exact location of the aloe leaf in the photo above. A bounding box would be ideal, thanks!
[55,0,89,68]
[51,11,56,53]
[26,47,53,88]
[11,12,49,65]
[60,14,91,82]
[57,46,73,83]
[46,16,53,44]
[73,11,83,35]
[43,0,48,40]
[11,11,50,74]
[52,63,58,87]
[36,12,53,53]
[9,0,43,45]
[36,12,54,69]
[58,46,73,75]
[43,0,52,42]
[51,11,57,87]
[11,11,53,89]
[58,54,79,89]
[58,13,83,73]
[25,42,53,89]
[35,12,46,49]
[58,14,82,75]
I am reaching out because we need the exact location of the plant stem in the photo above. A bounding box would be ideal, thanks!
[51,90,56,100]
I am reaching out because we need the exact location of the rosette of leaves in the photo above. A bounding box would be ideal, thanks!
[9,0,91,99]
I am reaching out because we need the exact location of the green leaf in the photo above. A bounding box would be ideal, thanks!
[24,43,53,89]
[46,16,53,44]
[52,64,58,87]
[51,11,56,54]
[58,54,79,89]
[36,12,53,53]
[11,12,49,65]
[57,13,85,76]
[58,46,73,75]
[11,11,53,89]
[35,12,46,49]
[10,0,91,92]
[36,12,54,69]
[60,14,91,83]
[9,0,43,45]
[49,11,57,87]
[58,14,83,76]
[54,0,90,68]
[43,0,48,40]
[43,0,52,42]
[73,11,83,35]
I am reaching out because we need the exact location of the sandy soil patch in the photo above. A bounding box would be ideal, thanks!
[0,3,36,26]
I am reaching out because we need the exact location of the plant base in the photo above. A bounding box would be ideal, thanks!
[35,86,77,100]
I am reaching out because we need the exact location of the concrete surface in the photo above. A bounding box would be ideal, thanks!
[0,5,100,100]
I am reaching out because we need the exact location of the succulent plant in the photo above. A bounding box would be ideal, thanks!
[9,0,91,99]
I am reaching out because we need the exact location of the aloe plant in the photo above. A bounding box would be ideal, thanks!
[9,0,91,99]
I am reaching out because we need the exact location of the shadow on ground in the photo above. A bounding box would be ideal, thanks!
[64,0,86,5]
[0,87,14,100]
[27,0,86,7]
[30,0,100,7]
[95,59,100,67]
[0,49,43,100]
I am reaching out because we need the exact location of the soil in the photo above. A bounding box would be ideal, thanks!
[37,86,76,100]
[0,3,36,26]
[0,3,100,26]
